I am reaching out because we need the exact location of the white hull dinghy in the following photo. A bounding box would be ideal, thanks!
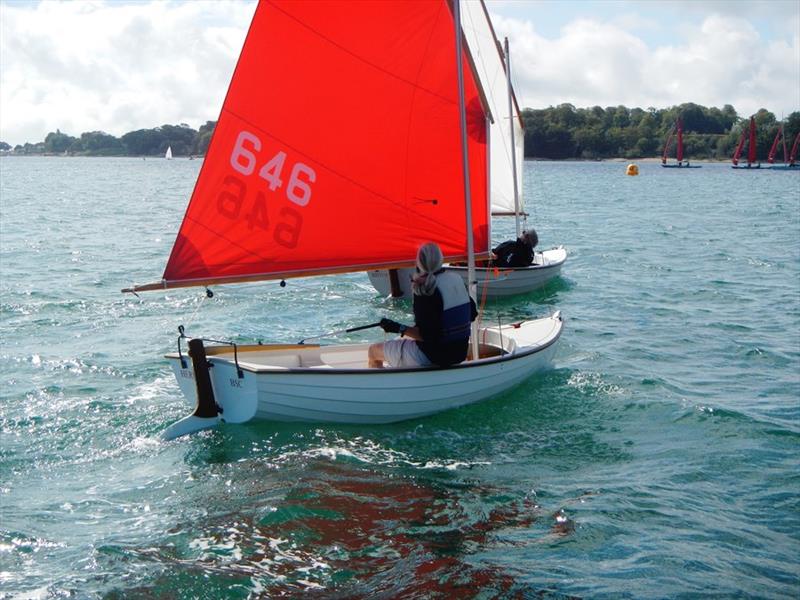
[123,1,565,440]
[368,246,567,299]
[163,313,562,437]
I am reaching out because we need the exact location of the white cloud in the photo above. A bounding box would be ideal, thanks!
[0,0,256,145]
[491,10,800,118]
[1,0,798,146]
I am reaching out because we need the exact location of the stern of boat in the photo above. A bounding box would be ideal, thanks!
[166,346,259,424]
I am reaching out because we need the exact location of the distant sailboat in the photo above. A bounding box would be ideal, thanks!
[661,117,701,168]
[732,116,760,169]
[165,146,173,160]
[765,125,800,170]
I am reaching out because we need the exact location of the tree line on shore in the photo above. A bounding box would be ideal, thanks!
[2,103,798,161]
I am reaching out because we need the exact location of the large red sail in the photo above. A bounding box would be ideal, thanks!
[154,0,489,289]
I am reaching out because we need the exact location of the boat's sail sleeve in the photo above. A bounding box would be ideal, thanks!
[144,0,489,291]
[462,0,523,217]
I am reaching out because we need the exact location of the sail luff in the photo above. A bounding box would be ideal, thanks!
[662,126,675,164]
[747,116,757,165]
[676,118,684,163]
[732,127,746,166]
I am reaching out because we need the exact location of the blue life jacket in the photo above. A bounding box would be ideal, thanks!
[413,271,476,366]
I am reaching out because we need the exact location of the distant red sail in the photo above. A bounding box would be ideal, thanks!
[767,127,782,163]
[732,128,746,166]
[747,116,757,165]
[162,0,489,287]
[790,132,800,166]
[661,125,675,164]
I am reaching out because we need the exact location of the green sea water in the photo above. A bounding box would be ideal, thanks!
[1,156,798,598]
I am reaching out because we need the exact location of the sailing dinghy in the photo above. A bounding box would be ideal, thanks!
[165,145,173,160]
[765,125,800,170]
[367,1,566,300]
[732,116,760,169]
[661,117,701,168]
[123,0,563,440]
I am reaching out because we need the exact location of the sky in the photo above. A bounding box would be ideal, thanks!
[0,0,798,146]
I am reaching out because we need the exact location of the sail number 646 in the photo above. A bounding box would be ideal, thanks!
[230,131,316,206]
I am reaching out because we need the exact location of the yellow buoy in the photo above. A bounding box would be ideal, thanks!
[626,163,639,176]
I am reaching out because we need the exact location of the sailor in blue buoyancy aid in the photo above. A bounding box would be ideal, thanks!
[368,242,477,368]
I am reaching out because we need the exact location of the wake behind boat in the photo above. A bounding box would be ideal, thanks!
[123,0,564,440]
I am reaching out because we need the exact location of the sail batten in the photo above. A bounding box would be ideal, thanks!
[158,0,489,289]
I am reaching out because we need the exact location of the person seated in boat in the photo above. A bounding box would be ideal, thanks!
[490,228,538,268]
[368,242,477,369]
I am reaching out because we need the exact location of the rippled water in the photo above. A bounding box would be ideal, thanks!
[1,157,798,598]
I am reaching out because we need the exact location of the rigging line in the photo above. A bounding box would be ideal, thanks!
[474,265,494,332]
[183,288,209,331]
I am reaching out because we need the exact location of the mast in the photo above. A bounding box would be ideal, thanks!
[782,127,789,163]
[504,37,522,238]
[454,0,479,361]
[747,116,757,166]
[676,118,684,164]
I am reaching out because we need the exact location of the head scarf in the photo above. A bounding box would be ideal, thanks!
[411,242,443,296]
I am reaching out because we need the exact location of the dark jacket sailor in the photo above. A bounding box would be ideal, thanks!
[369,242,477,368]
[491,228,538,268]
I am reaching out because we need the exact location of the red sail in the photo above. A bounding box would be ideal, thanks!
[676,118,684,163]
[790,132,800,166]
[767,126,782,164]
[747,116,757,165]
[732,128,746,166]
[161,0,489,288]
[661,125,675,164]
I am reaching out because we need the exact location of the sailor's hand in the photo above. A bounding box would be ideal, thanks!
[379,318,403,334]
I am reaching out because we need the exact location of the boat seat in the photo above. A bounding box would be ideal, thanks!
[258,354,301,368]
[467,343,504,361]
